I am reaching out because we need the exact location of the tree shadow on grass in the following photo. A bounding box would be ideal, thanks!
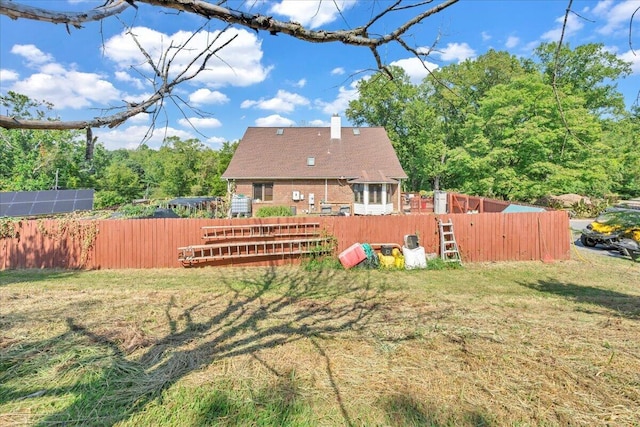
[380,394,492,427]
[0,266,387,426]
[519,279,640,320]
[192,370,311,426]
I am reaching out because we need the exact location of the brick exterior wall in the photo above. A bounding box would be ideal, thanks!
[233,179,401,215]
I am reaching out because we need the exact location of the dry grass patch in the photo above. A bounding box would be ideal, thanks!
[1,253,639,426]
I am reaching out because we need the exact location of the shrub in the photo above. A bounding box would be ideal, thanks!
[426,257,462,270]
[94,190,127,209]
[255,206,294,218]
[116,203,157,218]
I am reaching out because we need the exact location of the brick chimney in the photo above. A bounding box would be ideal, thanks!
[330,114,341,140]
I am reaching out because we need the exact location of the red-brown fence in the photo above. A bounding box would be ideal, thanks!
[0,210,570,270]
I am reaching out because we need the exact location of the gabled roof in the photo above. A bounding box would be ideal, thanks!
[222,126,407,181]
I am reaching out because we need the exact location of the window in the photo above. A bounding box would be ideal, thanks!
[353,184,364,203]
[369,184,383,204]
[386,184,395,204]
[253,183,273,201]
[307,157,315,166]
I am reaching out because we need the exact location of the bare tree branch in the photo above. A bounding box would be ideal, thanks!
[0,0,460,131]
[0,0,131,27]
[630,5,639,55]
[552,0,585,150]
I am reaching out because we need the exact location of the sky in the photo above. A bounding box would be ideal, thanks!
[1,0,639,151]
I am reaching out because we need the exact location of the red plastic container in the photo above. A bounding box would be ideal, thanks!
[338,243,367,269]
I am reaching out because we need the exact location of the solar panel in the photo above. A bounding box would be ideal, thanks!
[0,189,94,217]
[35,191,58,201]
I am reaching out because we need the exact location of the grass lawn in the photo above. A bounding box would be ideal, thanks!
[1,251,639,426]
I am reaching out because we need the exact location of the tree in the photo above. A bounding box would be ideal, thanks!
[427,50,529,152]
[346,67,434,190]
[603,108,640,199]
[347,52,529,192]
[534,43,632,117]
[0,92,96,191]
[449,74,611,200]
[100,162,145,206]
[0,0,460,132]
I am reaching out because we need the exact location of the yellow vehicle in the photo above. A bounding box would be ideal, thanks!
[581,208,640,261]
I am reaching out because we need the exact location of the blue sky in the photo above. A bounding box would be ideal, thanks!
[1,0,639,151]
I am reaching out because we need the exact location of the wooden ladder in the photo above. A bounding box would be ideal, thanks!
[438,219,462,264]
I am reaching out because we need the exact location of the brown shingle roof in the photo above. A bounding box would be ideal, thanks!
[222,126,407,181]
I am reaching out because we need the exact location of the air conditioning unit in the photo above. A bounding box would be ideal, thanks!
[292,191,300,201]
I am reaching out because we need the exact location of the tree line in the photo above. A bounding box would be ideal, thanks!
[346,42,639,202]
[0,92,237,209]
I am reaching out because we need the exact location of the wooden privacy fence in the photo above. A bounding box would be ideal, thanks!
[1,210,570,270]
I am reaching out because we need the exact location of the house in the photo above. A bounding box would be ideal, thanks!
[221,115,407,215]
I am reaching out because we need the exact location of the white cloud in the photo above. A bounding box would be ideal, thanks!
[188,88,229,105]
[127,113,150,125]
[294,78,307,88]
[331,67,345,76]
[523,40,540,53]
[115,71,145,90]
[254,114,296,127]
[619,50,640,74]
[177,117,223,129]
[94,125,195,150]
[40,63,67,75]
[593,0,640,36]
[0,69,19,81]
[206,136,227,148]
[122,92,154,105]
[11,44,53,66]
[269,0,357,29]
[308,119,326,126]
[7,44,122,110]
[435,42,476,63]
[505,36,520,49]
[103,27,272,88]
[11,70,120,109]
[317,82,359,116]
[241,90,310,113]
[390,57,439,84]
[481,31,492,42]
[540,13,584,42]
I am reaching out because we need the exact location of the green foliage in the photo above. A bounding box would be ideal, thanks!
[94,191,128,209]
[426,257,463,270]
[534,42,631,117]
[171,206,214,219]
[570,198,611,218]
[301,233,339,271]
[0,92,95,192]
[597,210,640,229]
[347,43,633,200]
[115,203,157,218]
[102,162,144,202]
[255,205,294,217]
[301,255,343,271]
[0,92,239,206]
[0,218,20,239]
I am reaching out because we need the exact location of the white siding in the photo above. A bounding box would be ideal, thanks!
[354,203,393,215]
